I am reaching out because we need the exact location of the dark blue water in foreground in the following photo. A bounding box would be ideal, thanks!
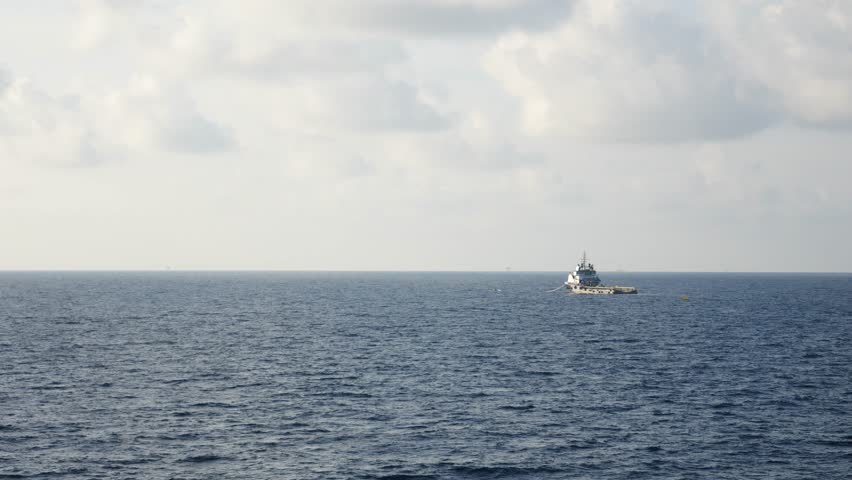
[1,272,850,479]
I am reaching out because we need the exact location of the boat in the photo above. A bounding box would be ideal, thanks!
[565,252,637,294]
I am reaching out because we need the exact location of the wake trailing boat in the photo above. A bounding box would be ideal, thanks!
[565,252,637,294]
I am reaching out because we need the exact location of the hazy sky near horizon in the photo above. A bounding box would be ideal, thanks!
[1,0,851,271]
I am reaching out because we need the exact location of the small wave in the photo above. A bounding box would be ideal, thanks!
[498,404,535,411]
[223,382,268,390]
[28,384,68,391]
[163,378,194,385]
[365,414,393,421]
[710,402,739,409]
[178,454,230,463]
[279,422,311,429]
[451,465,562,478]
[812,438,852,448]
[362,475,439,480]
[135,432,200,441]
[188,402,241,409]
[0,435,37,443]
[402,424,430,430]
[108,457,159,466]
[0,468,88,478]
[523,370,560,377]
[563,442,600,450]
[764,399,799,408]
[728,388,763,397]
[309,391,373,398]
[588,404,637,413]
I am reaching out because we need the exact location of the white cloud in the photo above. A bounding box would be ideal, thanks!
[0,68,233,166]
[101,75,234,154]
[2,0,851,271]
[485,1,772,142]
[72,0,175,50]
[277,134,376,181]
[486,0,852,143]
[69,2,451,137]
[212,0,570,36]
[0,68,109,166]
[164,17,407,80]
[295,75,449,132]
[710,0,852,127]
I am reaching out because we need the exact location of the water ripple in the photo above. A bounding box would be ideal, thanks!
[0,272,850,479]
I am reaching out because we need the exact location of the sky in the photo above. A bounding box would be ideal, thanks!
[1,0,851,272]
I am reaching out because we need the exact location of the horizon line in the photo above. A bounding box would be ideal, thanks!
[0,269,849,274]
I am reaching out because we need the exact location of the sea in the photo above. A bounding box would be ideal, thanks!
[0,272,850,479]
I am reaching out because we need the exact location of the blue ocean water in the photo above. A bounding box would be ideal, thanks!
[0,272,850,479]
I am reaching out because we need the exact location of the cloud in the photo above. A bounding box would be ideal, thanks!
[0,68,109,166]
[486,0,852,143]
[278,134,377,181]
[2,0,850,272]
[71,3,450,136]
[166,17,407,80]
[295,75,449,132]
[213,0,571,36]
[72,0,173,50]
[381,126,542,173]
[102,75,234,154]
[485,1,774,142]
[0,68,233,166]
[709,0,852,127]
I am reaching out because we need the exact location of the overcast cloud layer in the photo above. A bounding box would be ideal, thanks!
[1,0,850,271]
